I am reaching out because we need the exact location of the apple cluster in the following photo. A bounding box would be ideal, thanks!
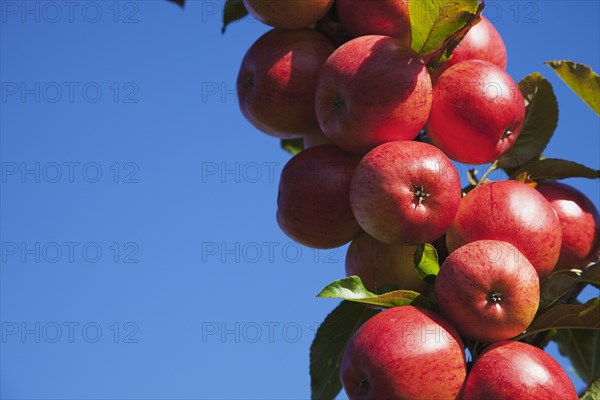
[236,1,600,399]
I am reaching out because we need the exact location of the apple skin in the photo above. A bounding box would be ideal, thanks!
[431,17,507,80]
[350,141,461,245]
[315,35,432,155]
[243,0,334,29]
[237,29,335,138]
[336,0,411,47]
[341,305,467,400]
[435,240,539,343]
[446,180,562,280]
[537,182,600,270]
[461,340,578,400]
[276,145,361,249]
[345,232,429,294]
[426,60,525,164]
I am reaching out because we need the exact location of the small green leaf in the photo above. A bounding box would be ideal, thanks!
[281,138,304,156]
[538,269,580,312]
[555,329,600,384]
[498,73,559,169]
[316,276,427,308]
[167,0,184,7]
[512,159,600,180]
[414,244,440,284]
[222,0,248,34]
[518,298,600,339]
[310,301,377,400]
[546,61,600,115]
[409,0,479,55]
[580,377,600,400]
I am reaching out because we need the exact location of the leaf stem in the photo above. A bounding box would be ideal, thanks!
[476,160,498,187]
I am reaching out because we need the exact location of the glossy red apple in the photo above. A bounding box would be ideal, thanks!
[346,233,429,294]
[461,341,578,400]
[336,0,411,47]
[237,29,334,138]
[277,145,361,249]
[315,35,432,155]
[432,17,507,80]
[350,141,461,244]
[435,240,539,343]
[341,305,466,400]
[537,181,600,270]
[243,0,334,29]
[446,180,562,279]
[426,60,526,164]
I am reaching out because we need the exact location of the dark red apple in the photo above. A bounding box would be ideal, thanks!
[426,60,525,164]
[243,0,334,29]
[303,131,333,149]
[237,29,334,138]
[345,233,429,294]
[276,145,361,249]
[315,35,432,155]
[537,181,600,270]
[350,141,461,244]
[435,240,539,343]
[432,17,507,80]
[336,0,411,47]
[446,180,562,279]
[461,340,578,400]
[341,305,467,400]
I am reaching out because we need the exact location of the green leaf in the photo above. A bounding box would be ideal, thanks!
[413,244,440,284]
[538,269,581,312]
[281,138,304,156]
[310,301,377,400]
[409,0,479,55]
[580,377,600,400]
[167,0,184,7]
[581,263,600,288]
[518,298,600,339]
[316,276,427,308]
[498,73,559,169]
[556,329,600,384]
[512,159,600,180]
[222,0,248,34]
[546,61,600,115]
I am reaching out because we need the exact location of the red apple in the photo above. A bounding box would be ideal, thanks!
[461,340,578,400]
[277,145,361,249]
[345,233,429,294]
[315,35,432,155]
[446,180,562,279]
[432,17,507,80]
[237,29,334,138]
[350,141,461,244]
[426,60,526,164]
[336,0,411,47]
[435,240,539,343]
[537,181,600,270]
[243,0,334,29]
[341,306,467,400]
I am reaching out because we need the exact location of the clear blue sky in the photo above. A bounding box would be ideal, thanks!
[1,1,598,398]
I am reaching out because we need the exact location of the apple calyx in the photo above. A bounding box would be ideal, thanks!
[489,291,503,302]
[412,184,431,205]
[502,129,513,139]
[358,378,370,394]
